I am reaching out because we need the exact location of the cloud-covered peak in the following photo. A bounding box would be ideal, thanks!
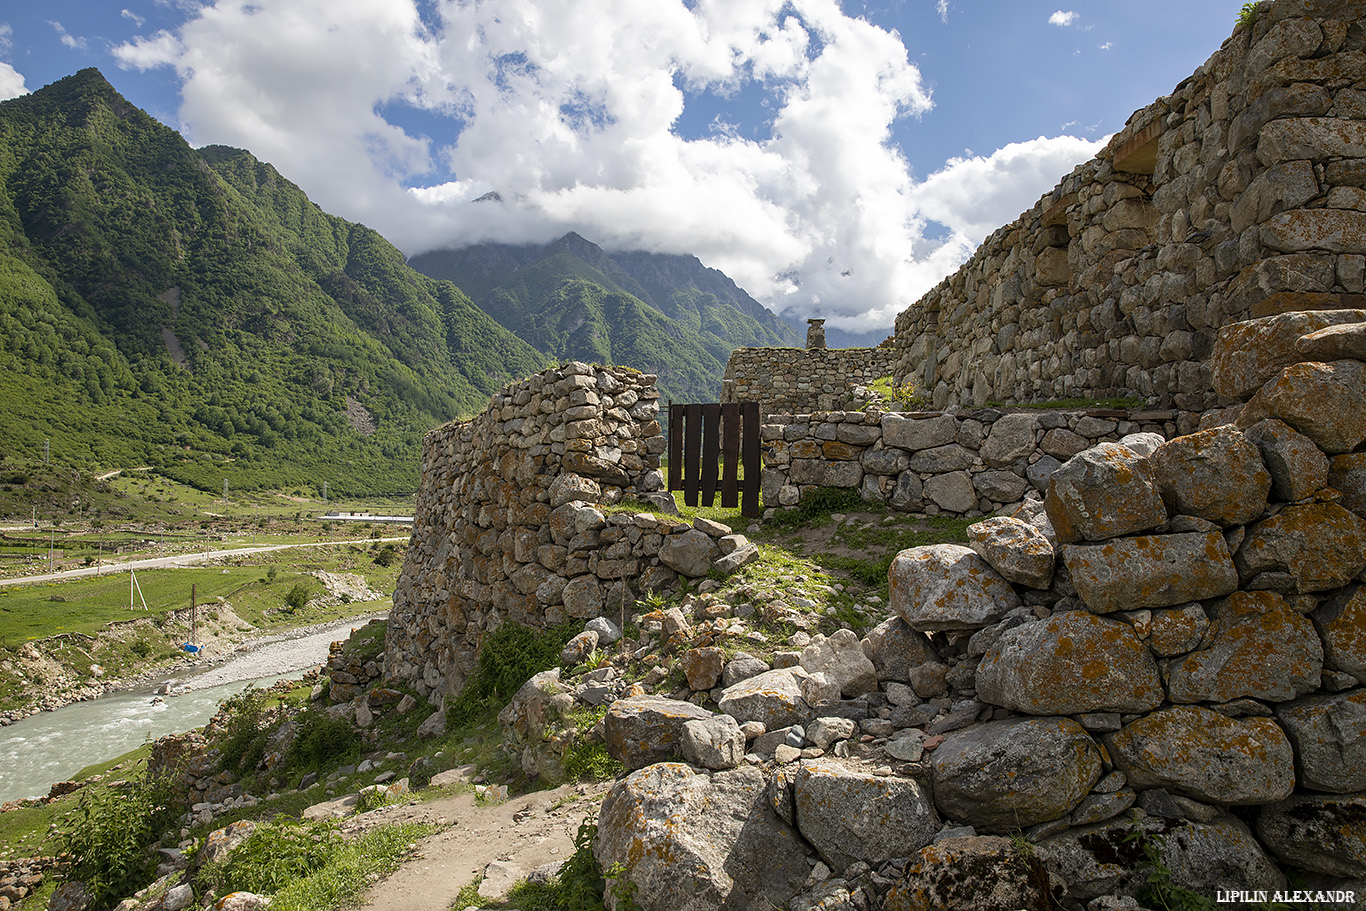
[112,0,1101,331]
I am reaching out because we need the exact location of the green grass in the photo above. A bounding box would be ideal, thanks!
[0,543,398,642]
[257,822,439,911]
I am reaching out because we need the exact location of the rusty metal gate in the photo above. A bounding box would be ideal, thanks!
[667,402,761,517]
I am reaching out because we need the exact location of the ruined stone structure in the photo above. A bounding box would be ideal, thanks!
[384,363,752,704]
[593,305,1366,911]
[892,0,1366,413]
[378,4,1366,903]
[721,345,897,417]
[760,406,1182,516]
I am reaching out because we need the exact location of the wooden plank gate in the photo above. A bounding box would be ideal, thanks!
[667,402,761,517]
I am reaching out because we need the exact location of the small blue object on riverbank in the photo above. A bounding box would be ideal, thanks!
[182,643,199,653]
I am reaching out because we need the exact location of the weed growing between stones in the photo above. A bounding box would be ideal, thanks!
[559,741,623,782]
[1125,829,1217,911]
[501,820,642,911]
[766,486,864,530]
[1236,0,1266,28]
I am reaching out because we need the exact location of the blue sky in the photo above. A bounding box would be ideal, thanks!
[0,1,1246,331]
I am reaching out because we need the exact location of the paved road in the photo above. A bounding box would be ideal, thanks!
[0,538,408,588]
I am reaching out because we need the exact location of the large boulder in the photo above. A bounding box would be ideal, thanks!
[1063,532,1239,613]
[799,629,878,698]
[1210,309,1366,400]
[1165,591,1323,704]
[1035,816,1286,904]
[1314,584,1366,682]
[603,696,716,770]
[680,714,746,770]
[595,763,809,911]
[889,544,1021,633]
[1234,501,1366,592]
[1147,427,1271,527]
[717,667,812,729]
[1244,419,1329,503]
[1044,443,1168,544]
[966,516,1055,589]
[498,668,573,778]
[792,759,939,871]
[860,617,937,683]
[1237,359,1366,455]
[1105,706,1295,805]
[1256,793,1366,878]
[931,717,1102,833]
[657,529,720,578]
[883,836,1061,911]
[976,611,1164,715]
[1275,689,1366,793]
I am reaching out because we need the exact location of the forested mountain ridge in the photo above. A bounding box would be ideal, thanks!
[408,232,800,403]
[0,69,545,496]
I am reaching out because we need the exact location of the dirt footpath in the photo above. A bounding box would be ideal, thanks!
[355,782,609,911]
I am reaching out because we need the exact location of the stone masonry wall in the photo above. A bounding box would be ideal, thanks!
[384,363,749,705]
[721,346,897,416]
[593,306,1366,911]
[893,0,1366,412]
[761,406,1184,517]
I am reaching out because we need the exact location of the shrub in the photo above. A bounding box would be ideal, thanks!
[283,582,311,613]
[216,687,271,775]
[445,622,576,727]
[57,773,182,911]
[287,709,358,772]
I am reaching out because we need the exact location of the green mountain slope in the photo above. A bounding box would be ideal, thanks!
[408,232,799,402]
[0,69,545,496]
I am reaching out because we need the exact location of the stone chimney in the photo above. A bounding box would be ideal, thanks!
[806,318,826,350]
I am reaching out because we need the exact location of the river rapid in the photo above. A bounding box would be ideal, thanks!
[0,614,384,803]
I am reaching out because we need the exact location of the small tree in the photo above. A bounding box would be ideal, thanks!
[283,582,311,613]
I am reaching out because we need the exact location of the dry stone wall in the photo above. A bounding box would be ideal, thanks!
[760,406,1183,517]
[593,308,1366,910]
[893,0,1366,413]
[384,363,751,705]
[721,346,896,416]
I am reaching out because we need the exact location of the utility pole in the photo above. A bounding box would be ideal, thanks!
[43,440,49,465]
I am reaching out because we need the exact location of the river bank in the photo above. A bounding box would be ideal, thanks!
[0,608,388,726]
[0,613,387,802]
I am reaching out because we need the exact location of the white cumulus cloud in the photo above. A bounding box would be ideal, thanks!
[113,0,1102,331]
[1049,10,1079,26]
[0,62,26,100]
